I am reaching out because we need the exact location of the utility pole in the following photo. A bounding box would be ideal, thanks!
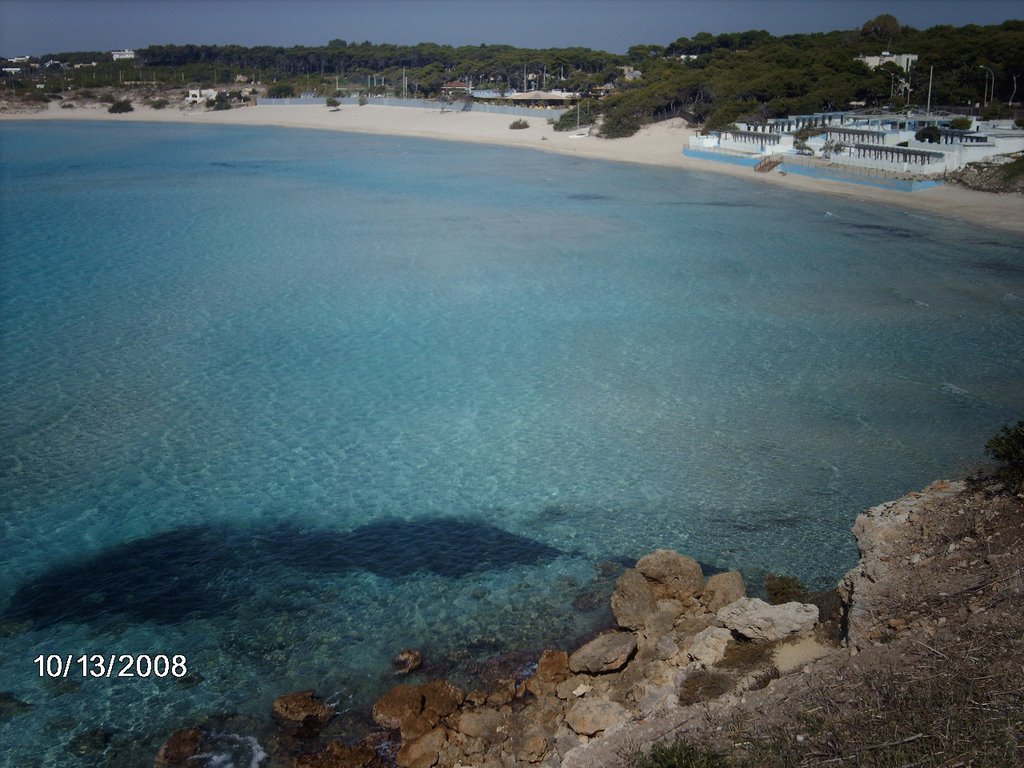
[926,66,933,114]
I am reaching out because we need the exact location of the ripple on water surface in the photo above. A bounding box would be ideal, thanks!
[1,121,1022,765]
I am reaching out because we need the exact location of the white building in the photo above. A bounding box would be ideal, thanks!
[856,52,918,72]
[187,89,219,104]
[111,49,136,60]
[687,111,1024,177]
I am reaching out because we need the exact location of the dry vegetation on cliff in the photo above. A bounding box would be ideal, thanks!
[628,477,1024,768]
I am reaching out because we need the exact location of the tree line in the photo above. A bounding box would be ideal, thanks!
[19,15,1024,137]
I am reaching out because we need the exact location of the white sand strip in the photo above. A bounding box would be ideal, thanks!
[4,101,1022,235]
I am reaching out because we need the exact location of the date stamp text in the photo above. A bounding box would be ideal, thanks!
[34,654,188,679]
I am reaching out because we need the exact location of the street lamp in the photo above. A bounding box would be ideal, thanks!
[979,65,994,108]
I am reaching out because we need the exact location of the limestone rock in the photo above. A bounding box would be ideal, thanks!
[373,684,423,730]
[555,675,592,700]
[485,678,517,707]
[525,649,571,696]
[397,727,447,768]
[519,733,548,762]
[569,632,637,675]
[654,634,680,661]
[271,689,334,729]
[702,571,745,612]
[154,728,205,767]
[565,698,628,736]
[456,707,505,744]
[636,549,704,601]
[840,481,964,647]
[686,626,733,667]
[717,597,818,642]
[373,680,464,740]
[393,649,423,675]
[294,740,375,768]
[610,568,657,629]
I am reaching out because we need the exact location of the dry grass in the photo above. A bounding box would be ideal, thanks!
[733,619,1023,766]
[717,640,774,671]
[678,670,734,706]
[640,481,1024,768]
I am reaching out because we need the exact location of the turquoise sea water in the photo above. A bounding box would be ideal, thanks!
[1,120,1022,765]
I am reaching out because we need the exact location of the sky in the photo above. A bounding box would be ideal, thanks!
[0,0,1019,57]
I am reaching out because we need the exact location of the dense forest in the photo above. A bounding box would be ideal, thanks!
[8,14,1023,137]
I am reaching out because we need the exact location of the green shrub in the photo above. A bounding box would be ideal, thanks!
[509,118,529,129]
[267,82,293,98]
[107,99,133,113]
[949,116,972,130]
[148,98,168,110]
[915,125,941,143]
[325,97,340,108]
[985,419,1024,490]
[553,102,599,132]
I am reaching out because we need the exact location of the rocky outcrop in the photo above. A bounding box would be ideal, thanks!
[294,740,375,768]
[610,568,657,629]
[635,550,704,602]
[686,626,733,667]
[271,689,334,733]
[840,480,964,648]
[565,698,628,736]
[717,597,819,642]
[568,632,637,674]
[357,549,825,768]
[372,680,464,741]
[155,478,1024,768]
[151,550,821,768]
[702,571,745,613]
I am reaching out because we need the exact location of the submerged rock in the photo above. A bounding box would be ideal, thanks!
[0,692,32,720]
[66,728,114,756]
[154,727,206,767]
[393,649,423,675]
[271,689,335,732]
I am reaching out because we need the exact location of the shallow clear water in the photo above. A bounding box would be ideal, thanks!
[1,121,1022,765]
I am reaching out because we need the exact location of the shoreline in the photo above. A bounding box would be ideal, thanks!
[3,101,1023,235]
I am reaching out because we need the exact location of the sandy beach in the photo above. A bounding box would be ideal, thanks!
[4,100,1022,234]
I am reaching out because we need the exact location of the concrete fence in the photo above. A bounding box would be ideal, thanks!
[683,147,943,192]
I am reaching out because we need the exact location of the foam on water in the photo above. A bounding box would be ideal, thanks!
[1,121,1022,764]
